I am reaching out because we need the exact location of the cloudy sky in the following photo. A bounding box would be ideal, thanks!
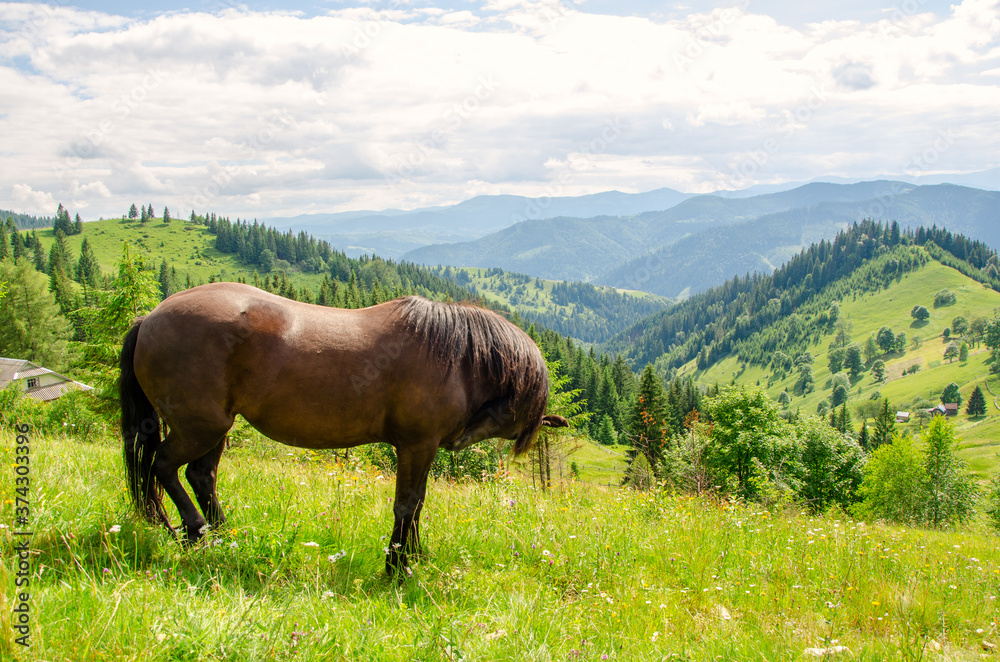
[1,0,998,220]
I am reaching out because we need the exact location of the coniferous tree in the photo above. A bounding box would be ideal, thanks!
[74,237,100,289]
[10,226,25,263]
[857,419,870,450]
[73,213,83,234]
[128,203,139,219]
[31,233,46,273]
[158,258,174,298]
[871,398,895,450]
[966,386,987,417]
[595,414,618,446]
[0,258,73,368]
[0,221,8,261]
[628,365,669,467]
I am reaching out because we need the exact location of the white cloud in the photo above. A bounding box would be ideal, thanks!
[11,183,56,214]
[0,0,998,219]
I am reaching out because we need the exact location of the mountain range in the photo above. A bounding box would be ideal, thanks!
[402,181,1000,297]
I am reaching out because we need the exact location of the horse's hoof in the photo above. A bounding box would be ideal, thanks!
[385,553,413,578]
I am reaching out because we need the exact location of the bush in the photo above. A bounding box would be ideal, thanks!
[934,289,956,307]
[704,385,795,500]
[921,417,977,528]
[852,434,925,524]
[658,425,716,495]
[987,473,1000,533]
[853,418,978,528]
[0,385,110,438]
[797,416,866,512]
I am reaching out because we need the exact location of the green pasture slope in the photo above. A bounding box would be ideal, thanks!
[690,260,1000,474]
[36,216,330,292]
[2,432,999,661]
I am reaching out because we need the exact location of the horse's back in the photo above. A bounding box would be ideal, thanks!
[131,283,466,448]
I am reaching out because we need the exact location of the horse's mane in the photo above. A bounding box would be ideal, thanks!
[393,296,548,455]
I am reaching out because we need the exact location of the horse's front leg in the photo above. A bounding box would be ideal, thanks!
[386,439,438,575]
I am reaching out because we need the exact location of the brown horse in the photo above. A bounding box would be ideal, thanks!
[119,282,567,574]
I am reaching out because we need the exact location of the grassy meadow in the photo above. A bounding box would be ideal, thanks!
[689,261,1000,476]
[3,431,999,661]
[36,217,331,293]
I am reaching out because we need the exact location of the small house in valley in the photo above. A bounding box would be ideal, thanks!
[895,411,910,423]
[0,358,93,402]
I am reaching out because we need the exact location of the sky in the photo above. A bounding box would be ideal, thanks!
[0,0,998,220]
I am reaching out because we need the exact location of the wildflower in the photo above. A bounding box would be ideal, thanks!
[328,550,347,562]
[302,541,319,547]
[651,631,659,643]
[108,525,121,534]
[229,542,238,549]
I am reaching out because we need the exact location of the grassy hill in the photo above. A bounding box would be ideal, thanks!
[37,216,331,293]
[429,266,671,344]
[686,260,1000,474]
[3,431,998,660]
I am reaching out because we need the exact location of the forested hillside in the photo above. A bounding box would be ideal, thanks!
[609,220,999,372]
[429,266,670,343]
[0,208,53,230]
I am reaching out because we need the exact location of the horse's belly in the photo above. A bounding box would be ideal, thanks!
[240,399,380,450]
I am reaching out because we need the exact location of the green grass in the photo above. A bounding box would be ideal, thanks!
[3,432,1000,661]
[36,218,330,293]
[687,261,1000,475]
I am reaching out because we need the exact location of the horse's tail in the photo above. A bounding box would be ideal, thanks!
[120,318,163,523]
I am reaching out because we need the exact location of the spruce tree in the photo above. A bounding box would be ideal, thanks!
[965,385,987,417]
[628,365,669,466]
[857,419,869,450]
[74,237,100,289]
[31,233,46,273]
[871,398,895,450]
[158,258,173,298]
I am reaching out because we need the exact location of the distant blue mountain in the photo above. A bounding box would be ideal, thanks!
[263,187,692,258]
[402,181,1000,297]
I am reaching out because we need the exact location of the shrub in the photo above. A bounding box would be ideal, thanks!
[853,418,978,528]
[921,417,977,528]
[658,425,716,495]
[987,473,1000,533]
[852,434,925,524]
[797,416,866,512]
[934,289,956,307]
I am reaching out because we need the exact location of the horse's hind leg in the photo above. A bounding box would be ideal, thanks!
[152,425,230,543]
[185,436,228,529]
